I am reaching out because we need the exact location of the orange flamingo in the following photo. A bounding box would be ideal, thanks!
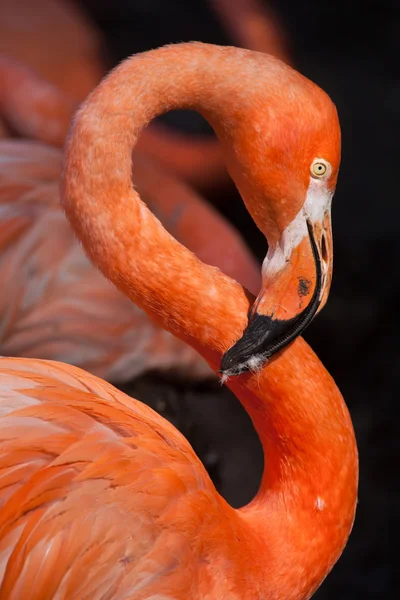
[0,43,357,598]
[0,0,291,190]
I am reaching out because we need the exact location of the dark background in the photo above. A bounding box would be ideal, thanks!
[77,1,397,597]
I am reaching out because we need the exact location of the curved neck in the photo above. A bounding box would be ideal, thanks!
[229,341,357,598]
[62,43,358,598]
[63,43,256,358]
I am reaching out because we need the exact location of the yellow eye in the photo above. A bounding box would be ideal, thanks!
[311,161,328,178]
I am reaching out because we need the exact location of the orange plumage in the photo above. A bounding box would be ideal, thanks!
[0,43,358,599]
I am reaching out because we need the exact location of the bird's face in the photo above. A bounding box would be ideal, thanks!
[220,91,341,377]
[254,151,338,320]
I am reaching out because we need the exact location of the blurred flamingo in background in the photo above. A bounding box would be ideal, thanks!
[0,43,357,598]
[0,0,291,190]
[210,0,290,60]
[0,57,260,382]
[0,56,75,147]
[0,0,103,108]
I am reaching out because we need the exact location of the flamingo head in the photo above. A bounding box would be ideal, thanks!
[219,66,341,377]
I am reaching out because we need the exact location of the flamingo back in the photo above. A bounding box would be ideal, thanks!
[0,357,228,599]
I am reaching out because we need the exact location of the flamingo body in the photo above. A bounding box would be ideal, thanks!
[0,357,216,599]
[0,347,356,599]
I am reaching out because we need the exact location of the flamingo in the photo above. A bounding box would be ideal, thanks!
[0,43,358,598]
[0,0,291,190]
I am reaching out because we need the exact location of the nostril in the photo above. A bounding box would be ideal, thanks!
[321,233,328,264]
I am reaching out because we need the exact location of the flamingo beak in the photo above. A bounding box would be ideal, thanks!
[220,210,333,377]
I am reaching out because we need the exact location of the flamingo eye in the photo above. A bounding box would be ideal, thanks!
[311,160,329,179]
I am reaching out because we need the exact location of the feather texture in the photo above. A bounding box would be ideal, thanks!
[0,357,234,599]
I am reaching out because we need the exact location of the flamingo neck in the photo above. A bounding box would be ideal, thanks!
[223,339,357,599]
[62,43,358,598]
[63,43,257,355]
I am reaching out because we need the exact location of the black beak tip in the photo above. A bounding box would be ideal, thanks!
[219,348,246,377]
[219,310,310,379]
[219,313,274,378]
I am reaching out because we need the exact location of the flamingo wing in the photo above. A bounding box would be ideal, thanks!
[0,357,217,599]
